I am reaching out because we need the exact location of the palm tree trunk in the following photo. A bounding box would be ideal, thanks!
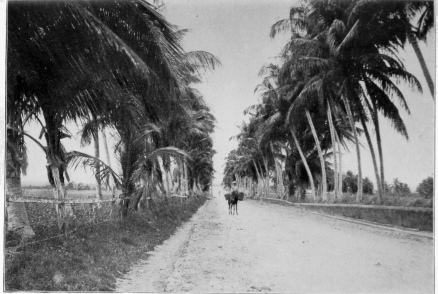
[50,166,67,232]
[363,82,385,198]
[275,160,282,198]
[333,130,339,196]
[270,142,284,199]
[305,109,327,201]
[169,169,174,192]
[176,165,181,194]
[405,22,434,98]
[183,161,189,196]
[262,156,269,197]
[6,150,35,239]
[327,103,338,199]
[162,158,172,196]
[101,129,113,190]
[359,112,382,201]
[335,130,343,196]
[121,135,133,214]
[343,97,363,201]
[291,129,316,201]
[253,160,262,197]
[270,142,278,197]
[277,163,280,197]
[93,131,102,201]
[372,101,385,196]
[165,168,171,195]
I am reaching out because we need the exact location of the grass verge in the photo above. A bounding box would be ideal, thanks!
[5,195,207,291]
[271,191,432,208]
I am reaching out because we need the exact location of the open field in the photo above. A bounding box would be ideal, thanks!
[21,188,115,199]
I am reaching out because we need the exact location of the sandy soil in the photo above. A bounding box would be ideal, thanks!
[116,193,434,293]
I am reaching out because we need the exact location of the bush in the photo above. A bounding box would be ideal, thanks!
[342,171,357,193]
[23,184,52,190]
[66,181,77,190]
[390,178,411,196]
[363,177,374,195]
[76,183,91,190]
[342,171,373,194]
[416,177,433,198]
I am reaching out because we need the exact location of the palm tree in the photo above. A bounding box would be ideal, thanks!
[6,76,37,239]
[7,1,162,230]
[101,129,114,190]
[250,62,335,201]
[290,127,316,200]
[79,114,109,200]
[8,0,219,229]
[271,0,422,201]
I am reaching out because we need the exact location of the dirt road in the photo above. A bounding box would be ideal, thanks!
[116,194,434,293]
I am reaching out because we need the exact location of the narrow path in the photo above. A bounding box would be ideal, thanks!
[116,193,434,293]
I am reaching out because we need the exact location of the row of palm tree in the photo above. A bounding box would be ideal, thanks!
[223,0,433,202]
[7,0,218,239]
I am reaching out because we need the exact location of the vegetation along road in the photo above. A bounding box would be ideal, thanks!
[116,194,433,293]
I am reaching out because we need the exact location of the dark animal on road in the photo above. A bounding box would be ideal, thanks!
[225,191,243,215]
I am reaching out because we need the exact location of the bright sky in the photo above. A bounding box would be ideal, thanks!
[15,0,435,192]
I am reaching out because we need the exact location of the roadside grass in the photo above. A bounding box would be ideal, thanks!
[264,190,432,208]
[333,192,433,208]
[5,192,207,291]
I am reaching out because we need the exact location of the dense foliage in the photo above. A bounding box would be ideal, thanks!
[6,0,219,238]
[342,171,374,195]
[223,0,433,204]
[416,177,433,198]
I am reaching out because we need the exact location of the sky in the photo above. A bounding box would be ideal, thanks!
[11,0,435,192]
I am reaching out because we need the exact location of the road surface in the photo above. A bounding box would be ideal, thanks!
[116,193,434,293]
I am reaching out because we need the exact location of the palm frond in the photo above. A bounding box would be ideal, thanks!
[7,125,47,155]
[183,50,222,75]
[270,18,291,38]
[66,150,122,188]
[147,147,192,164]
[336,19,360,55]
[365,79,409,139]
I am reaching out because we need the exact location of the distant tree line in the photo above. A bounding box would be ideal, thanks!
[23,182,94,190]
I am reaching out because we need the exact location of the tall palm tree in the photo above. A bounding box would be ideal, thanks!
[7,1,164,231]
[271,0,421,201]
[79,114,109,200]
[6,76,37,239]
[250,61,341,201]
[101,129,113,190]
[8,0,219,229]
